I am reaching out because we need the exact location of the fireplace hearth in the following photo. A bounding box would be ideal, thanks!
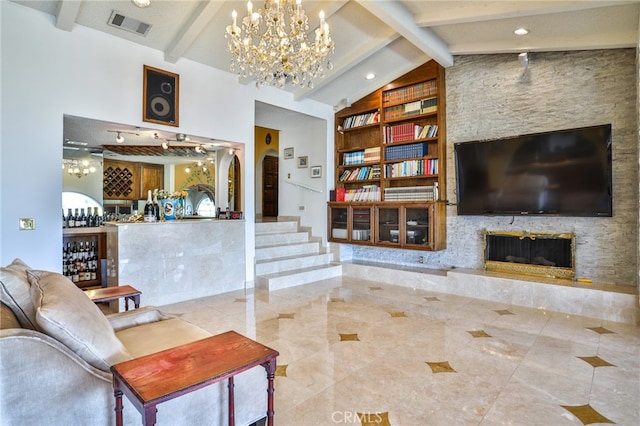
[484,231,575,279]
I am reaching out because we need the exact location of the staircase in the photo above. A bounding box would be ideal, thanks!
[255,218,341,291]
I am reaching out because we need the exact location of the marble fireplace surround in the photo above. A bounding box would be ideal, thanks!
[341,261,639,325]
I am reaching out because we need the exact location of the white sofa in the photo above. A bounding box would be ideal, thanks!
[0,259,268,426]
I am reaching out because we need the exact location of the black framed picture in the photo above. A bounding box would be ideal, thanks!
[143,65,179,127]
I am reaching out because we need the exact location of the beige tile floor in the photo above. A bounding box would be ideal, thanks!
[160,276,640,426]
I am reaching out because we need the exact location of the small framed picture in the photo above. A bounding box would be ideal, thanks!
[310,165,322,178]
[284,147,294,159]
[297,156,308,168]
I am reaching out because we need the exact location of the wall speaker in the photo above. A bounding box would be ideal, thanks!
[143,65,179,127]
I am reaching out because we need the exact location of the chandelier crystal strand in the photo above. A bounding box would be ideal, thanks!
[226,0,334,88]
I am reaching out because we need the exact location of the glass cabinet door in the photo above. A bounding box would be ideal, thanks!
[376,206,400,245]
[351,207,372,242]
[404,205,431,247]
[329,206,349,241]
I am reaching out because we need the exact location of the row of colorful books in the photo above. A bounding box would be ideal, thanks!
[382,80,437,105]
[339,165,381,181]
[341,110,380,130]
[383,123,438,143]
[384,159,438,178]
[384,97,437,121]
[335,185,381,202]
[343,147,381,165]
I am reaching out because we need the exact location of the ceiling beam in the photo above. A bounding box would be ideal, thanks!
[356,0,453,68]
[293,28,401,101]
[164,0,225,64]
[55,0,81,31]
[414,1,637,26]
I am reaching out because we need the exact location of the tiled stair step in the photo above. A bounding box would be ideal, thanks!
[255,221,299,235]
[255,242,320,261]
[256,264,343,292]
[255,231,309,247]
[256,252,334,275]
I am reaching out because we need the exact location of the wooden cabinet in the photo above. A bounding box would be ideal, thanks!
[330,60,446,251]
[329,202,446,251]
[103,159,164,200]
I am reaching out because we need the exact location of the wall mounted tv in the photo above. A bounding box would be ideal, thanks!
[454,124,612,217]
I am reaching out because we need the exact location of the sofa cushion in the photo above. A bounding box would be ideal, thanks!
[1,302,22,329]
[28,270,132,371]
[0,259,37,329]
[116,318,211,358]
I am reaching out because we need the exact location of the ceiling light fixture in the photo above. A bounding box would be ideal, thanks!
[225,0,335,89]
[62,159,100,179]
[519,52,529,68]
[365,73,376,80]
[131,0,151,8]
[107,129,139,144]
[514,27,529,36]
[161,141,169,150]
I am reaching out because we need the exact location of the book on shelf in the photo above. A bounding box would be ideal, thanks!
[383,97,438,121]
[343,185,381,202]
[383,185,436,201]
[385,142,428,161]
[384,158,438,178]
[340,165,381,182]
[382,80,437,105]
[342,110,380,129]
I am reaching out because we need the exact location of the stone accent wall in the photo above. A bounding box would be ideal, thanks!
[349,49,639,288]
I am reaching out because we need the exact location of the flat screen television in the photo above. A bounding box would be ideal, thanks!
[454,124,612,217]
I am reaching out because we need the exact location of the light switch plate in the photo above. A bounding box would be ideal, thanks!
[19,218,35,230]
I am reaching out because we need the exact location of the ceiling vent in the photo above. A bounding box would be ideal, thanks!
[107,10,151,36]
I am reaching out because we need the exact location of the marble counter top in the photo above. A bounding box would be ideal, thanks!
[106,219,245,308]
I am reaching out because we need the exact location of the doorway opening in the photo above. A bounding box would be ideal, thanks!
[262,155,279,218]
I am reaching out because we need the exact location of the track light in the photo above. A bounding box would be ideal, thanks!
[115,132,125,143]
[107,129,139,143]
[131,0,151,8]
[161,141,169,150]
[519,52,529,68]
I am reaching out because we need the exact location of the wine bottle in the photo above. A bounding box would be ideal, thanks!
[66,208,74,228]
[153,191,161,221]
[144,190,156,222]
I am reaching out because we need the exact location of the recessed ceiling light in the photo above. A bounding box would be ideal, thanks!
[514,27,529,36]
[365,73,376,80]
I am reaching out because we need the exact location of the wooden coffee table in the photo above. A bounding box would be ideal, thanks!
[84,285,141,311]
[111,330,279,426]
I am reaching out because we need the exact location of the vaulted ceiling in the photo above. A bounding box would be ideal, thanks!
[15,0,640,109]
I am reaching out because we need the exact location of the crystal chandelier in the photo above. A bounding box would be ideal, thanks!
[62,160,99,179]
[225,0,334,88]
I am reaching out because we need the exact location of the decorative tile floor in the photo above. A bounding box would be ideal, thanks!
[161,276,640,425]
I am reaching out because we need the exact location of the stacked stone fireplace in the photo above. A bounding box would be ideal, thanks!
[484,231,575,280]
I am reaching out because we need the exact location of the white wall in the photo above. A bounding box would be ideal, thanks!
[0,2,333,282]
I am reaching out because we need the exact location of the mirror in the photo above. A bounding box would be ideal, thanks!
[62,114,243,218]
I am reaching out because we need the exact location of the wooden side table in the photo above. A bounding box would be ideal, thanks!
[111,330,279,426]
[84,285,141,311]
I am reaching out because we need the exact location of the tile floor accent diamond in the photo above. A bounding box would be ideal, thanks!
[586,326,615,335]
[494,309,514,315]
[339,333,360,341]
[275,365,288,377]
[369,286,383,291]
[426,361,457,374]
[278,313,295,319]
[561,404,615,425]
[358,411,390,426]
[468,330,492,338]
[234,298,247,303]
[424,296,440,302]
[390,311,406,318]
[577,356,616,368]
[330,297,345,303]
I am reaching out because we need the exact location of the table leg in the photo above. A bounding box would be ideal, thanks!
[124,297,130,311]
[133,294,140,309]
[263,359,277,426]
[228,376,235,426]
[143,406,157,426]
[113,383,123,426]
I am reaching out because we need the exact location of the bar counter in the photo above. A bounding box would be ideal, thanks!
[105,219,245,308]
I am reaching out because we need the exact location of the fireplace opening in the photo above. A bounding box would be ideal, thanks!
[484,231,575,279]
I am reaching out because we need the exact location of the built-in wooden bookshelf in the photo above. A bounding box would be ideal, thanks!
[330,60,446,251]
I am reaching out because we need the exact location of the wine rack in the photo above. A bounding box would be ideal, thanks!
[103,166,135,198]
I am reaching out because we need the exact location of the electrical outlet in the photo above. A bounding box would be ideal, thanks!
[417,256,425,264]
[19,218,35,230]
[298,205,305,212]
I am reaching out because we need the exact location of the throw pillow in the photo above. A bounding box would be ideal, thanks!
[0,258,37,329]
[28,270,132,371]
